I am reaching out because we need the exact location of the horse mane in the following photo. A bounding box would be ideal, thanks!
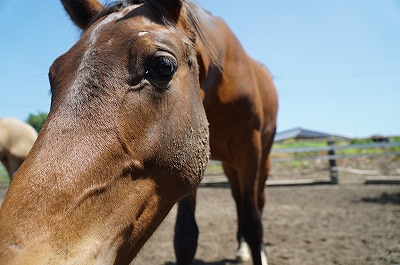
[88,0,221,67]
[177,1,221,68]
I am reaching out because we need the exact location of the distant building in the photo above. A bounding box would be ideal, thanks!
[370,135,390,143]
[274,127,351,142]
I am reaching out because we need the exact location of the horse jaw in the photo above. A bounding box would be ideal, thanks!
[0,176,175,265]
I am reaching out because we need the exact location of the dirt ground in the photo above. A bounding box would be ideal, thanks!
[131,183,400,265]
[1,183,399,265]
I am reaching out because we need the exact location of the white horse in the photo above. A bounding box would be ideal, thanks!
[0,117,37,181]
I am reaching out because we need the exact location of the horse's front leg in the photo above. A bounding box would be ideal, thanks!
[174,191,199,265]
[223,149,269,265]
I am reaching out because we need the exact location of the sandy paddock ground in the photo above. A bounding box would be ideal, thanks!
[134,184,400,265]
[1,183,399,265]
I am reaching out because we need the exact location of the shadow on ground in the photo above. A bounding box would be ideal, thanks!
[165,258,239,265]
[362,192,400,205]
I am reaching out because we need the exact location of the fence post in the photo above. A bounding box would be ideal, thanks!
[327,140,338,184]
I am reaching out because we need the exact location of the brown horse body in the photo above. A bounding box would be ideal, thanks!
[0,1,277,265]
[175,8,277,265]
[0,118,37,181]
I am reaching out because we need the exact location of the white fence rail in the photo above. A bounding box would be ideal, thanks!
[205,141,400,186]
[271,141,400,185]
[271,142,400,154]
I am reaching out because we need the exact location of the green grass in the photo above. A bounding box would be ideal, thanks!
[273,137,400,155]
[0,165,9,183]
[273,139,329,150]
[204,163,223,175]
[271,137,400,173]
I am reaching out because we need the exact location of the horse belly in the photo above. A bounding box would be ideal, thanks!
[206,103,259,165]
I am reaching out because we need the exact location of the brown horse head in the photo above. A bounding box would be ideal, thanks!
[0,0,212,264]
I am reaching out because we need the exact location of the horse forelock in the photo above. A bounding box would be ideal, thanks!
[87,0,221,68]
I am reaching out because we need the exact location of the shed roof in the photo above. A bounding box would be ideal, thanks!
[274,127,351,142]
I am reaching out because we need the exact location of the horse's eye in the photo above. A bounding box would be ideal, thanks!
[145,54,177,90]
[151,57,177,78]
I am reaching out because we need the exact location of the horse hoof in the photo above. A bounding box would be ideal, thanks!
[236,241,251,262]
[261,245,269,265]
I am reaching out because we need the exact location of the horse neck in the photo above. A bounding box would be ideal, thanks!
[196,14,250,100]
[194,13,248,90]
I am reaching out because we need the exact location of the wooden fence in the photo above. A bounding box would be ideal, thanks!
[270,141,400,185]
[202,141,400,186]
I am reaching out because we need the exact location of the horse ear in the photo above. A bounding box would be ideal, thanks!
[61,0,105,29]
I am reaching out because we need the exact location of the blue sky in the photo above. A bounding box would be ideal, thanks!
[0,0,399,138]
